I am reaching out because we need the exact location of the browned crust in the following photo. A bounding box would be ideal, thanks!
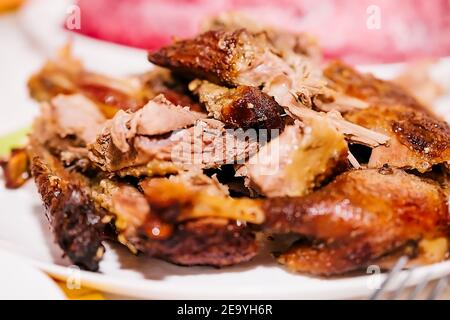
[28,140,107,271]
[277,240,375,277]
[194,82,286,130]
[219,86,285,130]
[324,61,428,113]
[88,133,141,172]
[346,105,450,169]
[0,148,31,189]
[132,218,258,267]
[392,111,450,160]
[148,29,261,86]
[262,169,449,275]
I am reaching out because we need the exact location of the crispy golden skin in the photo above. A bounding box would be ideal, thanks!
[262,169,449,275]
[191,80,285,130]
[324,60,427,113]
[325,61,450,172]
[148,29,266,86]
[346,105,450,172]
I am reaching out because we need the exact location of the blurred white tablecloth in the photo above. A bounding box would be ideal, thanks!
[0,13,42,135]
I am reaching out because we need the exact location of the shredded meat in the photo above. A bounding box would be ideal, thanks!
[201,12,322,63]
[149,29,389,149]
[90,111,259,172]
[106,95,205,153]
[44,94,107,145]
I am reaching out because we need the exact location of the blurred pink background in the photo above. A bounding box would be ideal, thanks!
[72,0,450,64]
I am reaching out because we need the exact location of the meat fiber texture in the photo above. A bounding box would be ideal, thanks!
[73,0,450,64]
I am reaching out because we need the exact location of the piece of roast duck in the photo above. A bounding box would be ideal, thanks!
[28,134,261,270]
[260,168,449,276]
[324,61,450,173]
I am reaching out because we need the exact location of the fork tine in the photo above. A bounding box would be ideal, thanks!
[388,267,415,300]
[408,272,431,300]
[370,256,409,300]
[427,276,449,300]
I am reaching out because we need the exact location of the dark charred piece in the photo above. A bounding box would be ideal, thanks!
[148,29,265,87]
[29,142,107,271]
[191,80,285,130]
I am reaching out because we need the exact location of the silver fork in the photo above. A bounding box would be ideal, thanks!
[370,257,449,300]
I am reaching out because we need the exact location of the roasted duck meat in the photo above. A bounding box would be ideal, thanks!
[28,46,203,119]
[321,60,450,173]
[91,172,260,267]
[244,120,349,197]
[28,138,108,271]
[190,80,285,130]
[261,169,449,276]
[89,97,259,172]
[324,60,431,114]
[28,46,150,118]
[140,68,204,112]
[31,94,107,171]
[40,94,106,146]
[137,217,257,267]
[0,148,31,189]
[149,28,389,150]
[346,105,450,173]
[201,12,322,63]
[29,131,260,269]
[25,81,260,269]
[134,175,260,266]
[6,19,448,278]
[148,29,268,87]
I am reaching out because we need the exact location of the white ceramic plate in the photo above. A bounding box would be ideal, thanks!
[0,181,449,300]
[0,249,65,300]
